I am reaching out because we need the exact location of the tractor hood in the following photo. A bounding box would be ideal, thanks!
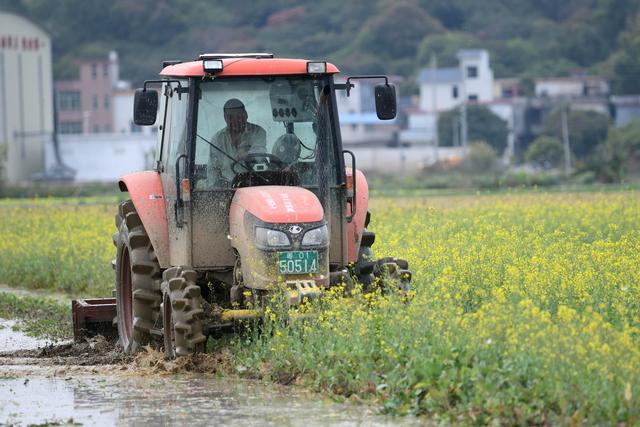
[230,186,324,224]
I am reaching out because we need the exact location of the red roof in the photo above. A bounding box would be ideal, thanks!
[160,58,339,78]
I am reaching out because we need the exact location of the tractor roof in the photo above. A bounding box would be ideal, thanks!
[160,57,340,78]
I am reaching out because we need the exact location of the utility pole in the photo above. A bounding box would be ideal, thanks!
[561,105,571,177]
[459,64,468,148]
[431,54,439,161]
[452,113,459,146]
[460,103,468,147]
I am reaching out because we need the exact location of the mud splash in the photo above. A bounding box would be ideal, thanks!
[131,345,234,376]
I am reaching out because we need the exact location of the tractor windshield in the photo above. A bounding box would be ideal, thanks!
[194,76,337,190]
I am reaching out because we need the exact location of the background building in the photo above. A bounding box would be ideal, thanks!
[335,76,401,146]
[401,49,495,146]
[0,10,53,184]
[55,51,121,134]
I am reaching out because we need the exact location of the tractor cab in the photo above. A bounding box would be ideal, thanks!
[100,53,410,357]
[132,54,396,283]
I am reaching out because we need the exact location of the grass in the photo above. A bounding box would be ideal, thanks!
[0,292,72,341]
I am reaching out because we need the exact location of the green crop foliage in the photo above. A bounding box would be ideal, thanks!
[233,191,640,424]
[0,199,114,296]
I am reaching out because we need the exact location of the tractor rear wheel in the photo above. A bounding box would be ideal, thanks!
[114,200,162,353]
[161,266,207,358]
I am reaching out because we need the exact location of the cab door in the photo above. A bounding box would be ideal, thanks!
[159,81,192,267]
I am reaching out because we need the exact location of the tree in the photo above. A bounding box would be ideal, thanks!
[525,136,564,169]
[542,109,610,159]
[415,32,479,68]
[461,142,500,174]
[592,119,640,182]
[352,1,443,62]
[438,105,509,154]
[609,14,640,94]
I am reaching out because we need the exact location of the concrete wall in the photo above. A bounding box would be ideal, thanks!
[0,11,52,183]
[350,146,466,175]
[419,82,461,113]
[46,133,157,182]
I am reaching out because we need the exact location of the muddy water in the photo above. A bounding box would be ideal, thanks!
[1,375,425,426]
[0,319,57,351]
[0,324,422,426]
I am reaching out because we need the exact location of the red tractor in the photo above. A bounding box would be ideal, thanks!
[73,53,411,357]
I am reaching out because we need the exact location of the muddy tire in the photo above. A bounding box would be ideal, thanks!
[374,257,412,293]
[353,227,412,293]
[161,266,207,358]
[354,230,376,286]
[114,200,162,353]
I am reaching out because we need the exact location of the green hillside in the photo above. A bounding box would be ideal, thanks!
[2,0,640,94]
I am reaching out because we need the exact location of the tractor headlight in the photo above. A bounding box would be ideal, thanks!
[301,225,329,247]
[255,227,290,248]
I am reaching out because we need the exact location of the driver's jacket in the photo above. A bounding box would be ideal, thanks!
[209,122,267,182]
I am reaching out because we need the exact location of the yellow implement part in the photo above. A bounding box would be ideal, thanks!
[220,309,262,322]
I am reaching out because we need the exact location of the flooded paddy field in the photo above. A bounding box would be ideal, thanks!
[0,325,421,427]
[1,375,422,426]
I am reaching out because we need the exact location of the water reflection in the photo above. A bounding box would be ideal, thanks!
[1,376,422,426]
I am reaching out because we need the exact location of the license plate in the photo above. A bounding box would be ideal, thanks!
[278,251,318,274]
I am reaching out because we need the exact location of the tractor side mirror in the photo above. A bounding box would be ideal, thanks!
[133,89,158,126]
[375,84,396,120]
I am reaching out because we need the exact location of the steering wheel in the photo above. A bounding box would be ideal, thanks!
[232,152,286,174]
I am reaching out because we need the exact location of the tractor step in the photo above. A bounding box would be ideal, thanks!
[72,298,117,342]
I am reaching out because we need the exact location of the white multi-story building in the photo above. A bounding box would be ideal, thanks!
[0,10,53,183]
[401,49,494,145]
[417,49,494,113]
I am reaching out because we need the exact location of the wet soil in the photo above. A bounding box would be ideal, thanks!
[0,334,423,426]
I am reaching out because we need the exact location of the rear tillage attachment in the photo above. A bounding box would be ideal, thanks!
[372,257,412,293]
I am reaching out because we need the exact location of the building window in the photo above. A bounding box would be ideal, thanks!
[104,95,110,109]
[103,63,109,78]
[466,66,478,79]
[93,95,98,110]
[502,88,514,98]
[468,94,478,102]
[452,85,459,99]
[104,124,111,132]
[91,63,97,79]
[93,124,99,133]
[59,121,83,134]
[58,91,81,111]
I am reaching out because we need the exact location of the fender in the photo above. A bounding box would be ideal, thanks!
[346,168,369,263]
[118,171,170,268]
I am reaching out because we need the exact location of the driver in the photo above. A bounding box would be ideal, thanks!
[209,98,267,181]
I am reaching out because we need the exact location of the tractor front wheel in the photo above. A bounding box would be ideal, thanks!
[161,266,207,358]
[114,200,162,353]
